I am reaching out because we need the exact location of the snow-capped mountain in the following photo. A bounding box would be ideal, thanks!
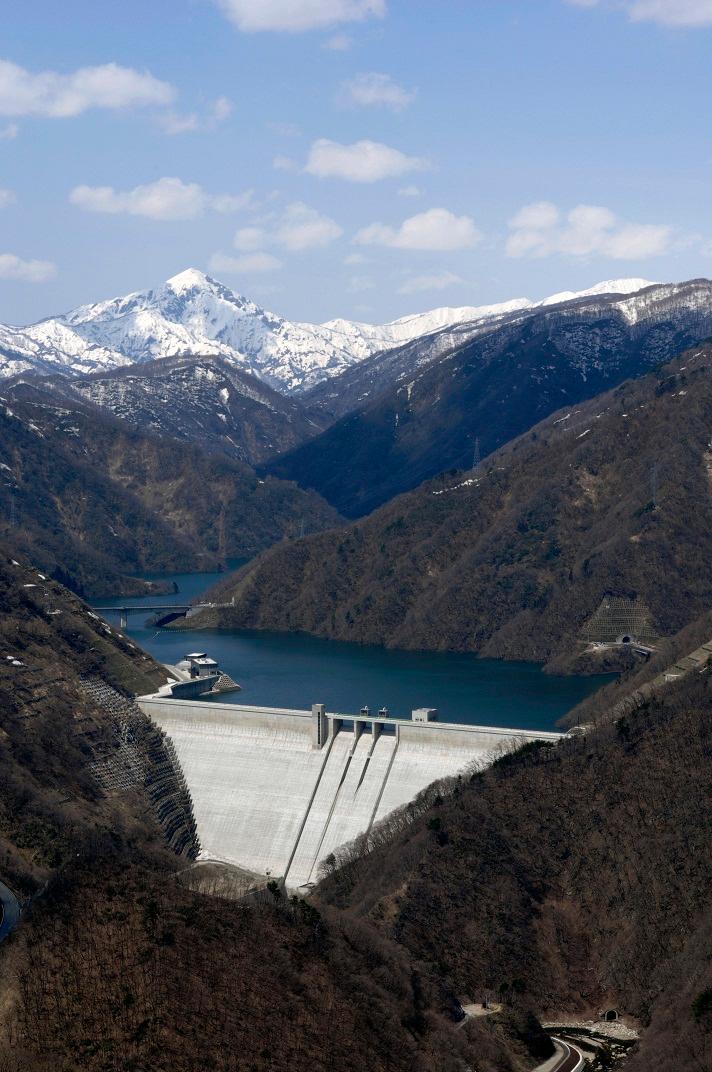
[538,278,655,307]
[268,277,712,516]
[0,269,663,394]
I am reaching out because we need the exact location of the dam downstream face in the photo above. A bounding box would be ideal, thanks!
[96,570,612,732]
[138,696,563,889]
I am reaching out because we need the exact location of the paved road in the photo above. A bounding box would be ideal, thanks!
[533,1037,586,1072]
[0,879,21,943]
[548,1037,585,1072]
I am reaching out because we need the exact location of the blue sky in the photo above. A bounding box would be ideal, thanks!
[2,0,712,325]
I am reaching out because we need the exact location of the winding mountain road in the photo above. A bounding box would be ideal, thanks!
[0,879,20,943]
[533,1037,586,1072]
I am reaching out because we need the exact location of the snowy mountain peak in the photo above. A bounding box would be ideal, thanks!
[0,272,700,393]
[165,267,213,293]
[540,278,657,307]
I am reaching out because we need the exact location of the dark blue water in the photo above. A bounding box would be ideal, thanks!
[95,569,612,731]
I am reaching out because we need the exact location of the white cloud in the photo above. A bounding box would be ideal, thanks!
[347,274,375,292]
[343,252,368,264]
[275,202,343,249]
[506,200,673,259]
[158,96,233,135]
[212,96,233,122]
[509,201,561,231]
[273,154,299,172]
[211,190,255,213]
[398,185,421,197]
[355,207,481,251]
[209,251,283,274]
[398,270,465,295]
[233,202,343,257]
[269,120,302,137]
[305,138,427,182]
[0,189,16,209]
[566,0,712,25]
[341,72,416,112]
[234,225,267,251]
[159,112,201,135]
[69,177,251,221]
[214,0,385,32]
[323,32,352,49]
[0,253,56,282]
[0,122,18,140]
[0,59,174,118]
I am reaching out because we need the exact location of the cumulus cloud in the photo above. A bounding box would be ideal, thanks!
[69,177,251,221]
[0,59,174,118]
[341,72,416,112]
[0,253,56,282]
[269,120,302,137]
[566,0,712,25]
[209,251,283,274]
[273,154,299,172]
[323,32,352,49]
[305,138,427,182]
[0,189,16,209]
[355,207,481,251]
[506,201,673,259]
[274,202,343,249]
[158,96,233,135]
[233,225,267,252]
[347,275,375,292]
[233,203,342,258]
[398,270,465,294]
[398,185,421,197]
[214,0,385,32]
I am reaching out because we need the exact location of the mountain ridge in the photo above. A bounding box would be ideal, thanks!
[268,278,712,515]
[0,381,340,596]
[0,270,659,393]
[10,354,328,467]
[197,341,712,666]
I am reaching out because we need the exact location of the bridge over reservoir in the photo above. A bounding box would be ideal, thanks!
[94,603,228,629]
[138,693,563,889]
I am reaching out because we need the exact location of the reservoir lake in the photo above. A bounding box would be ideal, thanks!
[95,568,613,732]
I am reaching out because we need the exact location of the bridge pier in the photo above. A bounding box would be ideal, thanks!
[119,609,128,630]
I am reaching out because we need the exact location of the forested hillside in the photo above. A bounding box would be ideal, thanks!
[317,665,712,1072]
[200,344,712,665]
[53,354,327,466]
[0,549,538,1072]
[268,279,712,516]
[0,385,339,598]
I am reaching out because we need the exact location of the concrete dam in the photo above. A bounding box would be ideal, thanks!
[138,695,563,889]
